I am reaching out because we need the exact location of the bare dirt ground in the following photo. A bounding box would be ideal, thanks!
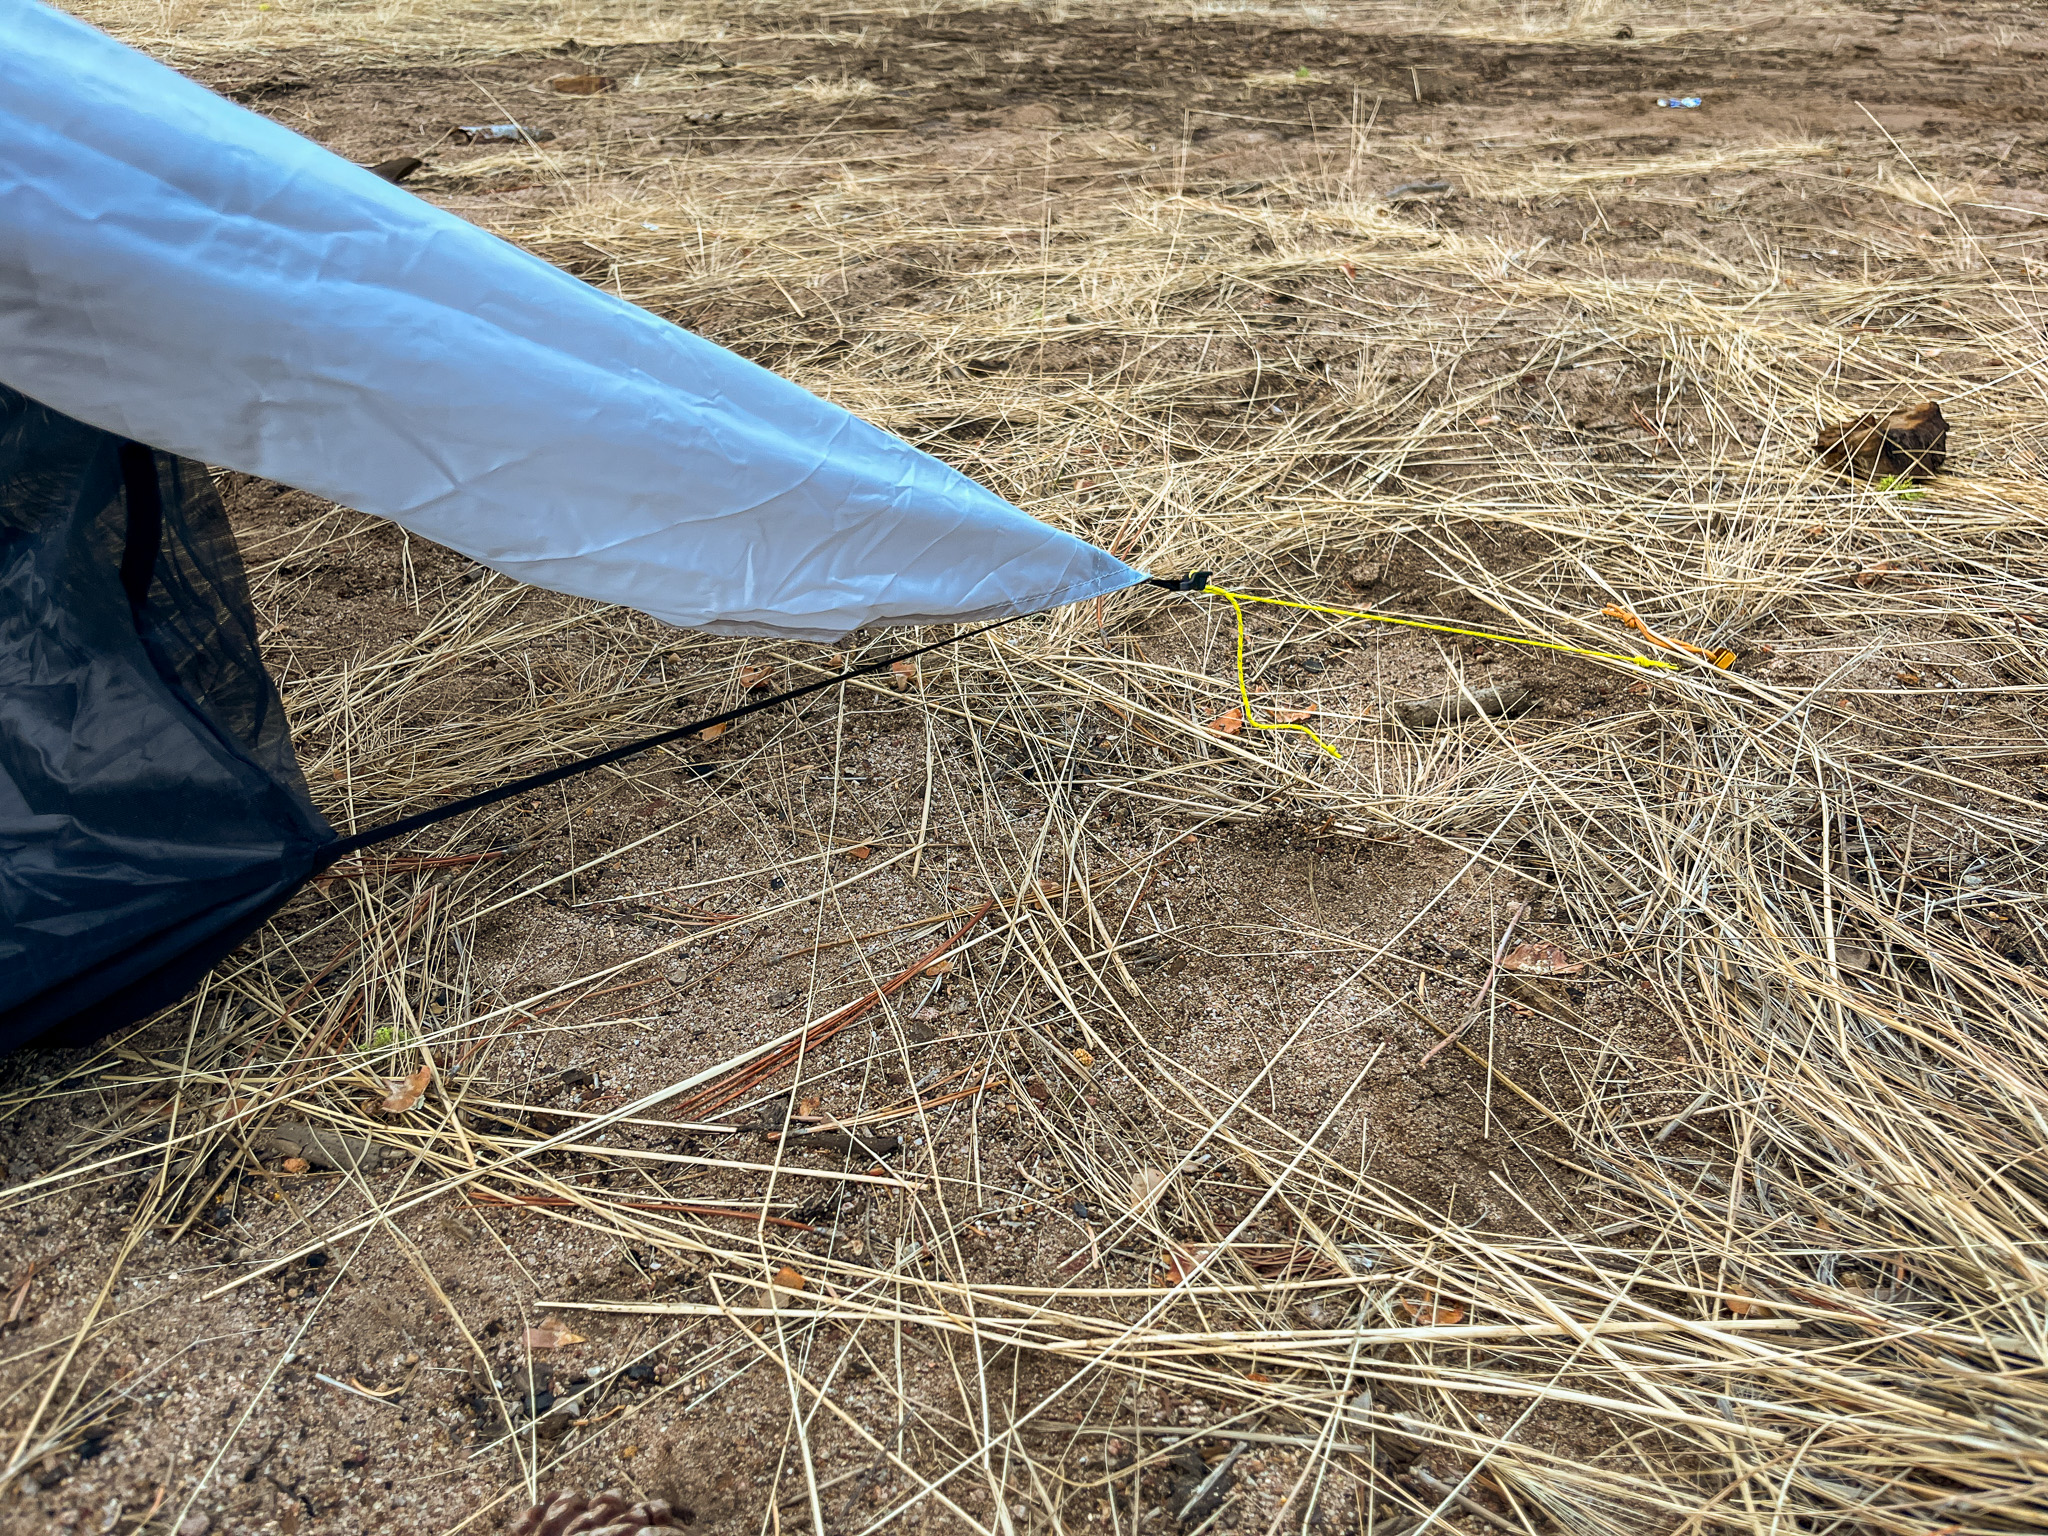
[5,3,2048,1535]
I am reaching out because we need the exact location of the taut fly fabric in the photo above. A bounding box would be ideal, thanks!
[0,0,1143,640]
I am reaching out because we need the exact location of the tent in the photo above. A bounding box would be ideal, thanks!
[0,0,1145,1051]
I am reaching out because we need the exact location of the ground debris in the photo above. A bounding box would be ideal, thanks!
[767,1128,902,1159]
[1498,940,1583,975]
[1391,683,1534,728]
[507,1488,688,1535]
[260,1121,389,1171]
[1165,1441,1242,1529]
[1814,400,1949,482]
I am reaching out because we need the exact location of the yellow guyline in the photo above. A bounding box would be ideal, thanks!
[1196,583,1679,761]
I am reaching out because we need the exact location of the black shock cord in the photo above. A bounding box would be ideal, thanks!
[314,611,1033,866]
[314,574,1208,867]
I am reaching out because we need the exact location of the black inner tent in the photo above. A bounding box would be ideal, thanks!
[0,385,336,1050]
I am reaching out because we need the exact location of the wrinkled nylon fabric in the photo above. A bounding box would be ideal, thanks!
[0,387,337,1051]
[0,0,1143,641]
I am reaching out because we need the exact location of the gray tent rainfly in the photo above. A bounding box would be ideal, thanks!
[0,0,1146,1050]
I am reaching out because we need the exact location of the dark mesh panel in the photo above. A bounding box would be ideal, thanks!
[0,385,334,1050]
[139,448,311,790]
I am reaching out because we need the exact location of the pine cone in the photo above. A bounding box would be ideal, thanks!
[506,1488,689,1536]
[1814,400,1948,482]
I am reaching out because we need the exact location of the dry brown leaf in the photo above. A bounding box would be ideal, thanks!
[1129,1166,1167,1210]
[1725,1291,1770,1318]
[1265,705,1318,724]
[889,659,919,690]
[1400,1296,1466,1326]
[842,844,871,860]
[1499,942,1584,976]
[1206,708,1245,736]
[524,1319,585,1350]
[1160,1243,1205,1285]
[772,1265,806,1292]
[377,1061,433,1113]
[796,1096,822,1119]
[281,1157,310,1175]
[739,664,776,689]
[922,958,953,976]
[696,722,728,742]
[4,1265,36,1326]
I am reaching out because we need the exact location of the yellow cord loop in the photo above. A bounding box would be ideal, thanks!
[1213,587,1344,759]
[1197,583,1679,762]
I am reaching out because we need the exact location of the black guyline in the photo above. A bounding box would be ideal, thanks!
[316,576,1193,866]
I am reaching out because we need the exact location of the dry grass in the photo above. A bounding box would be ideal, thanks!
[72,0,1849,61]
[7,2,2048,1534]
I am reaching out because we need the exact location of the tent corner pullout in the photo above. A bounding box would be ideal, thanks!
[0,0,1145,1051]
